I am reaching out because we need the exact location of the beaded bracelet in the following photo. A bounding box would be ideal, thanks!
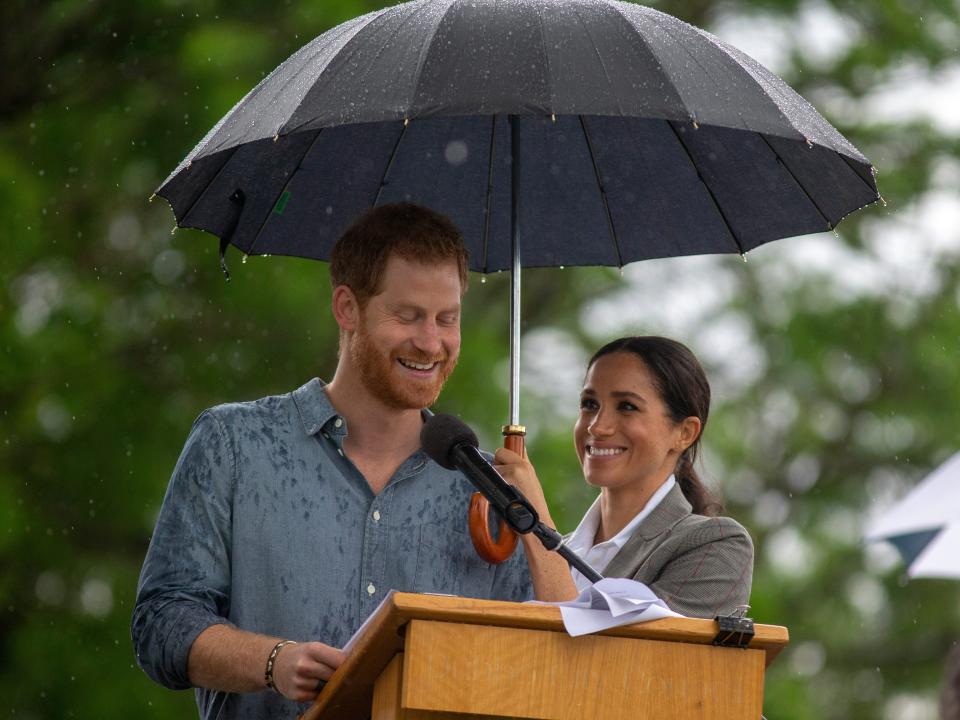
[264,639,298,693]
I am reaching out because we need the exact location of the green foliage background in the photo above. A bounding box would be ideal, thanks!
[2,0,958,717]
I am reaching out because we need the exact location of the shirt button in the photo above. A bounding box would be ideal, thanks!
[367,583,376,595]
[334,417,343,428]
[373,510,381,522]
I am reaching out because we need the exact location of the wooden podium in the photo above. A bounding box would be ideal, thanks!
[302,593,788,720]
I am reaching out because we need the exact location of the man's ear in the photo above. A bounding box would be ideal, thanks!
[331,285,361,333]
[676,416,702,453]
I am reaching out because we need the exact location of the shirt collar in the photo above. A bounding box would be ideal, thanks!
[291,377,436,437]
[567,475,677,552]
[292,378,340,436]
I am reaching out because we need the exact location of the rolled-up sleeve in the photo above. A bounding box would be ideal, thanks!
[131,410,236,689]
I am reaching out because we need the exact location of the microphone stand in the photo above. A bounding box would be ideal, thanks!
[529,522,604,585]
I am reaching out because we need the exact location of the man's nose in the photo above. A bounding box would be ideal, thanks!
[412,320,443,355]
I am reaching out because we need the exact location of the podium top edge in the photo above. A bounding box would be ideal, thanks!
[387,592,790,646]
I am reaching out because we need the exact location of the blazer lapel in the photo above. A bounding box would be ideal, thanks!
[602,483,692,579]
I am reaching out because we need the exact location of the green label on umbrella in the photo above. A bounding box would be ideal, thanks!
[273,191,291,215]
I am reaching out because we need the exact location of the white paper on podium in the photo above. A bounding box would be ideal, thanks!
[539,578,683,637]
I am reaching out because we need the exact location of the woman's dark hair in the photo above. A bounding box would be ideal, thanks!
[588,336,722,516]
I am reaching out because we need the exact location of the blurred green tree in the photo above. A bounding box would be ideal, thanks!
[1,0,958,718]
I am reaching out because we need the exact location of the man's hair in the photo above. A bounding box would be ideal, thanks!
[330,203,469,306]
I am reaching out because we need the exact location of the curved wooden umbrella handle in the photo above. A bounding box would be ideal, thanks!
[467,426,525,564]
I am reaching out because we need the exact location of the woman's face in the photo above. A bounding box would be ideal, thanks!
[574,352,695,492]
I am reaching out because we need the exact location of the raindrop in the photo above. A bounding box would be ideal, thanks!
[152,249,185,285]
[444,140,469,166]
[79,578,113,618]
[35,572,66,605]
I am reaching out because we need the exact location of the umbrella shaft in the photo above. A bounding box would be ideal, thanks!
[510,115,521,427]
[510,242,520,425]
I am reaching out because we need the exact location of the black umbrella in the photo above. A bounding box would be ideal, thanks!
[157,0,879,560]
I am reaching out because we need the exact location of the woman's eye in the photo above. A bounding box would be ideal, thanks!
[619,402,638,412]
[579,398,598,410]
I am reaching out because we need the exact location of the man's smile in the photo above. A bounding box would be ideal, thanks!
[397,357,442,373]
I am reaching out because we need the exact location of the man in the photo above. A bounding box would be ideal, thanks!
[132,203,531,719]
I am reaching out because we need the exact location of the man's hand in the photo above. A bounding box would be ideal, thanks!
[271,641,346,702]
[188,625,346,701]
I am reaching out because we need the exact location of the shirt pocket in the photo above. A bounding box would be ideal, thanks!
[414,521,497,599]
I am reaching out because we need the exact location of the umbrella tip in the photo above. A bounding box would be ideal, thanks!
[740,253,748,263]
[404,117,409,127]
[692,120,699,130]
[551,113,556,122]
[880,195,888,207]
[273,133,279,143]
[148,193,156,203]
[242,254,249,264]
[170,225,178,236]
[480,276,486,284]
[805,138,813,148]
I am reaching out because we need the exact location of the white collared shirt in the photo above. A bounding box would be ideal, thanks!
[565,475,677,592]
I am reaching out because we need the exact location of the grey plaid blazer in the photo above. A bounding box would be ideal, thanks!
[601,483,753,619]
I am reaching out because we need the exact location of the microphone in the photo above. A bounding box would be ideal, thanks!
[420,413,539,534]
[420,414,603,583]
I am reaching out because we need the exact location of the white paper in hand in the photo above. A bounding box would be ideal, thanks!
[542,577,683,636]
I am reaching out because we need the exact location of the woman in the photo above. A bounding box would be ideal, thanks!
[495,336,753,619]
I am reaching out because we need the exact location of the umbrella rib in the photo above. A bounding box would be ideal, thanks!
[757,134,833,231]
[372,121,410,206]
[481,114,497,273]
[573,6,625,115]
[247,129,325,257]
[534,4,556,112]
[170,146,240,228]
[281,9,408,136]
[579,115,624,268]
[666,120,745,255]
[837,152,882,197]
[408,0,460,110]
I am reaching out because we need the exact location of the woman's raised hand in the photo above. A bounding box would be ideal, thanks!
[493,447,550,522]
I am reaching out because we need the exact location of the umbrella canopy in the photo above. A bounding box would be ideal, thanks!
[865,452,960,579]
[158,0,881,565]
[158,0,879,272]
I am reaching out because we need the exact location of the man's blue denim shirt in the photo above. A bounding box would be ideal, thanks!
[132,379,532,719]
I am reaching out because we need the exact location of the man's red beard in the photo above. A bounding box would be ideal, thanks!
[348,322,458,410]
